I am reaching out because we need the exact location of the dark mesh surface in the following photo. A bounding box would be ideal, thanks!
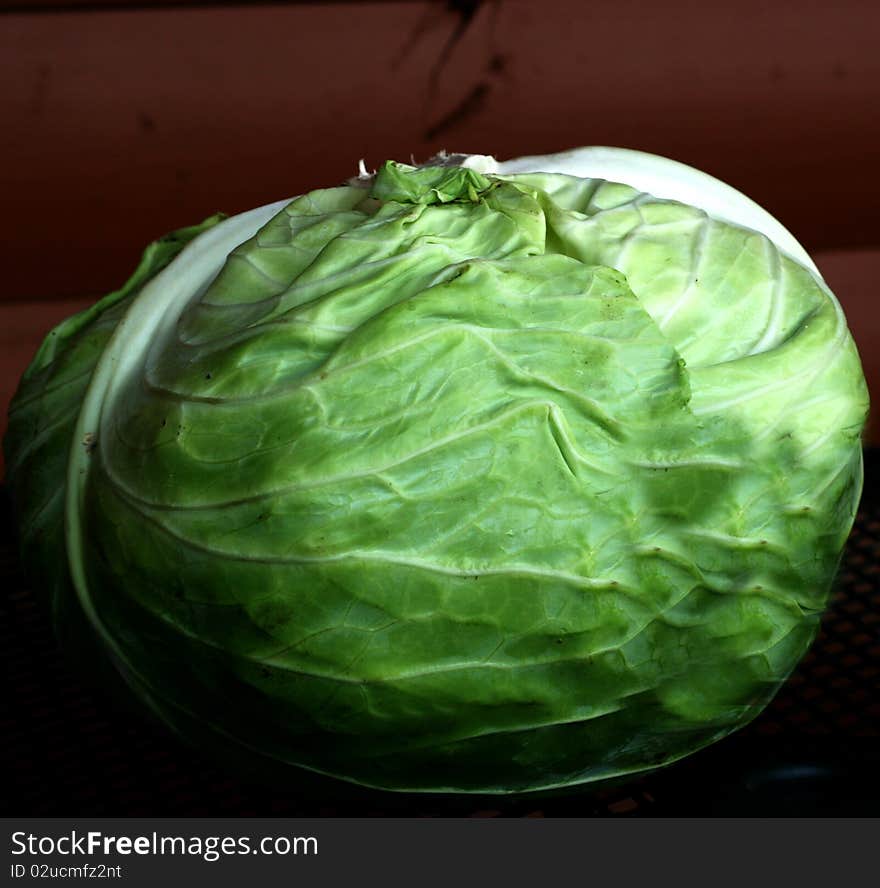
[4,453,879,817]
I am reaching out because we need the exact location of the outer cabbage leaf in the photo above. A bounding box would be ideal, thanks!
[4,214,224,637]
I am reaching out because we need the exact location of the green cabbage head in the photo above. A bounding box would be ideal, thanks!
[4,149,869,793]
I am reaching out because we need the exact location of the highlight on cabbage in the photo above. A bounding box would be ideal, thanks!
[4,147,868,794]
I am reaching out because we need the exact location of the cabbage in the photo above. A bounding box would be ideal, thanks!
[4,149,868,794]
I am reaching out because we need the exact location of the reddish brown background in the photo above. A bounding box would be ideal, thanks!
[2,0,879,458]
